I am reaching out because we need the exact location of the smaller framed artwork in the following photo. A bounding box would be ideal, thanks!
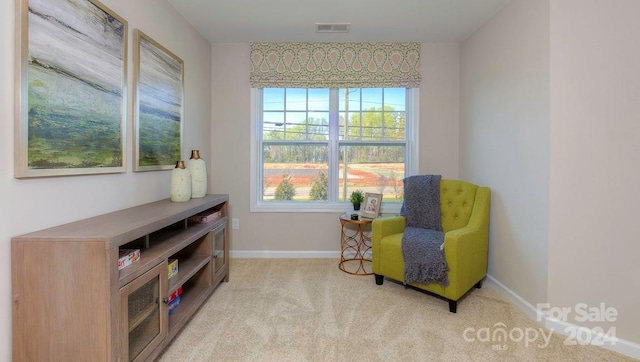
[361,193,382,219]
[133,29,184,171]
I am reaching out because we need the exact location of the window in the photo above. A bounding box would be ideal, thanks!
[251,87,419,212]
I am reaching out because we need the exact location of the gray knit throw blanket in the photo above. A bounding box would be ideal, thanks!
[401,175,449,286]
[402,227,449,286]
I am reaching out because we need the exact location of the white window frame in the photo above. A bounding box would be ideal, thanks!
[250,88,419,213]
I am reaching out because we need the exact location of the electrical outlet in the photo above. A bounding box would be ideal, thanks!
[232,218,239,230]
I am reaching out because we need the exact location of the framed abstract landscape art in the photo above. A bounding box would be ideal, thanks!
[133,29,184,172]
[15,0,128,178]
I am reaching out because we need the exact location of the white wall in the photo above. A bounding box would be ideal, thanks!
[420,43,460,178]
[210,43,460,254]
[0,0,211,359]
[549,0,640,347]
[461,0,640,351]
[460,0,550,305]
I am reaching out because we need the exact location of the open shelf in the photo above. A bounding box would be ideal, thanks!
[167,263,214,338]
[168,255,210,293]
[118,218,225,288]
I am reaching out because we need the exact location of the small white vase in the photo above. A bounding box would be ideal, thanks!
[188,150,207,198]
[170,161,191,202]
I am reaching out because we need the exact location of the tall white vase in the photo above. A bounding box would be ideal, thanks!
[188,150,207,198]
[170,161,191,202]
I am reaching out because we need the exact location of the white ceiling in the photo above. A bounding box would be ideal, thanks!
[166,0,510,44]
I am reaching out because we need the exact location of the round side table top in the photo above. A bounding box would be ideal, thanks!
[339,214,373,225]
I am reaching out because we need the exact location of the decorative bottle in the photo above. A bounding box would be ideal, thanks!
[188,150,207,198]
[170,161,191,202]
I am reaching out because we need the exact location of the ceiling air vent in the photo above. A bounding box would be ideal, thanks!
[315,23,351,33]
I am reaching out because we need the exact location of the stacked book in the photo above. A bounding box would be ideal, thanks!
[188,209,221,223]
[118,249,140,270]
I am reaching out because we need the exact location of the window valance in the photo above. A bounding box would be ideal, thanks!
[250,42,421,88]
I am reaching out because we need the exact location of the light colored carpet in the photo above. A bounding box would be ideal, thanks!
[158,259,633,361]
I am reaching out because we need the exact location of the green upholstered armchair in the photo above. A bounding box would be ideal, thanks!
[372,179,491,313]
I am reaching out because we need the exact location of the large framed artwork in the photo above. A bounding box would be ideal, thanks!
[133,29,184,171]
[15,0,128,178]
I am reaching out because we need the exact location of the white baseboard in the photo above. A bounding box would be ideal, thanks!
[486,274,640,360]
[230,250,340,259]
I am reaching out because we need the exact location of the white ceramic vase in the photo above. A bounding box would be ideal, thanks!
[170,161,191,202]
[188,150,207,198]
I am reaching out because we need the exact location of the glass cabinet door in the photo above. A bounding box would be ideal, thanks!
[119,262,168,362]
[213,226,226,274]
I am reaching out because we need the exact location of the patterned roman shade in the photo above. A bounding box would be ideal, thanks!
[250,42,421,88]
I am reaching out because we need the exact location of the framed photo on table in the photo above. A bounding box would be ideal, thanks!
[361,193,382,219]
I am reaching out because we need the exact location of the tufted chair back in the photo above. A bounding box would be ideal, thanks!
[440,179,478,233]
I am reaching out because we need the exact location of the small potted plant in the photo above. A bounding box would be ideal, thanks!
[349,189,365,211]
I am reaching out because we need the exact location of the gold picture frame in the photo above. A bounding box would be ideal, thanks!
[14,0,128,178]
[132,29,184,171]
[361,193,382,219]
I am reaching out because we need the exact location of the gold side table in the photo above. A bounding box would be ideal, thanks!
[339,215,373,275]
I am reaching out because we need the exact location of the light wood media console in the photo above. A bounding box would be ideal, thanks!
[11,194,229,361]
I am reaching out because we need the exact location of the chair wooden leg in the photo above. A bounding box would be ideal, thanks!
[474,280,483,289]
[448,300,457,313]
[374,274,384,285]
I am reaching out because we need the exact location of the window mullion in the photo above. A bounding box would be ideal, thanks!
[328,89,340,202]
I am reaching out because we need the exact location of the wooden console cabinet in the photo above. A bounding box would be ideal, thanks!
[11,194,229,361]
